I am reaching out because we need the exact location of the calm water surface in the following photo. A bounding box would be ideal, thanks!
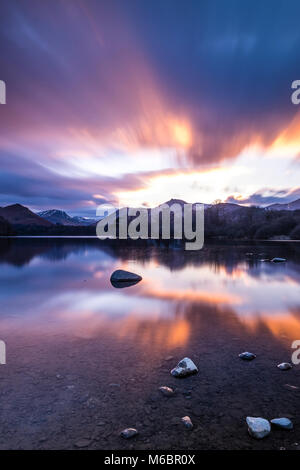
[0,239,299,449]
[0,239,299,346]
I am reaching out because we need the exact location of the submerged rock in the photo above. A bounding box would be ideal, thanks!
[110,270,142,288]
[284,384,299,391]
[239,351,256,361]
[164,355,174,361]
[171,357,198,378]
[74,438,92,448]
[181,416,193,429]
[271,418,293,430]
[120,428,138,439]
[159,386,175,397]
[277,362,292,370]
[246,417,271,439]
[271,258,286,263]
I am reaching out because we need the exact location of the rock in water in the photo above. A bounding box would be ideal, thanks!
[120,428,138,439]
[246,417,271,439]
[284,384,299,391]
[277,362,292,370]
[271,418,293,430]
[74,438,92,448]
[159,386,175,397]
[110,270,142,288]
[271,258,286,263]
[181,416,193,429]
[239,351,256,361]
[171,357,198,377]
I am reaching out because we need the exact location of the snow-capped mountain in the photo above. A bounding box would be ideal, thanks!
[37,209,96,226]
[267,198,300,211]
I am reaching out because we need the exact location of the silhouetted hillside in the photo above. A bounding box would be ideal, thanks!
[0,216,13,236]
[0,204,52,227]
[1,202,300,240]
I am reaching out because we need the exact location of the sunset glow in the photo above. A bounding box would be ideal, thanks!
[1,0,300,215]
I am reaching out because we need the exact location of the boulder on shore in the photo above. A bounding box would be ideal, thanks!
[246,417,271,439]
[171,357,198,378]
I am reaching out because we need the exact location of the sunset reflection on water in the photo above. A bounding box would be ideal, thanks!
[0,239,299,351]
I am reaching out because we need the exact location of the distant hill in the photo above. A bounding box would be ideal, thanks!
[267,198,300,211]
[1,200,300,240]
[0,204,52,227]
[161,199,212,210]
[37,209,96,226]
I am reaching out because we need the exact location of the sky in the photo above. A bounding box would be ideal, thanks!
[0,0,300,217]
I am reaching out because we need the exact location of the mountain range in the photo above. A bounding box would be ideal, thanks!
[0,204,52,227]
[266,198,300,211]
[37,209,97,226]
[0,198,299,239]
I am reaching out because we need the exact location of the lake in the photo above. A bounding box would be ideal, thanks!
[0,238,299,449]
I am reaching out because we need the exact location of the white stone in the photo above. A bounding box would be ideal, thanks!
[271,418,293,429]
[246,417,271,439]
[277,362,292,370]
[120,428,138,439]
[110,270,142,282]
[159,386,174,396]
[171,357,198,377]
[181,416,193,429]
[239,352,256,361]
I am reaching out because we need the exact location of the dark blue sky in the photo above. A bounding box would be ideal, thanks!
[0,0,300,215]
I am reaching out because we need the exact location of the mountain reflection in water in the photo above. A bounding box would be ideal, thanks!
[0,238,299,351]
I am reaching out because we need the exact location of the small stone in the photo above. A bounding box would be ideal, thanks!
[171,357,198,378]
[271,418,293,430]
[239,352,256,361]
[120,428,138,439]
[183,390,192,399]
[165,356,174,361]
[159,386,175,397]
[74,438,92,448]
[246,417,271,439]
[277,362,292,370]
[181,416,193,429]
[284,384,299,391]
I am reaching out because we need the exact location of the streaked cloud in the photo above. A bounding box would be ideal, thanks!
[1,0,300,213]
